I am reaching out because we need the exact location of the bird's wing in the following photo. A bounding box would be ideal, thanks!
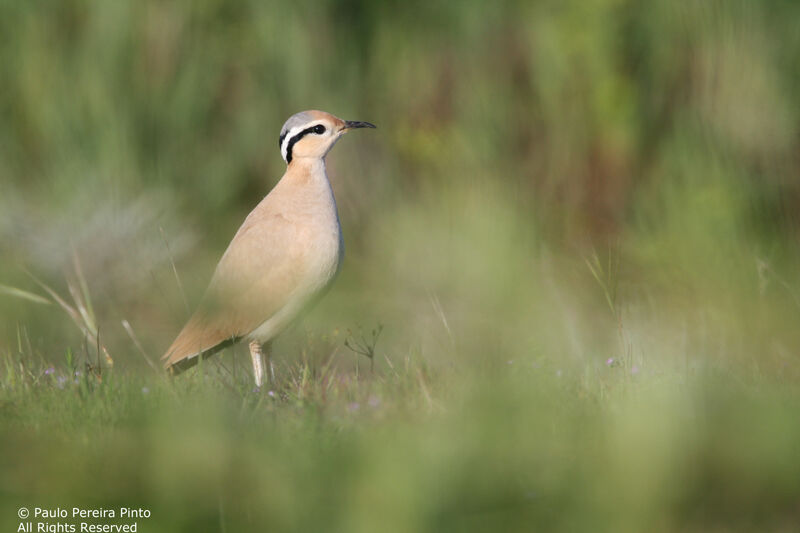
[162,198,306,370]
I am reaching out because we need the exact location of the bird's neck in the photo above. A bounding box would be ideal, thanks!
[279,157,336,212]
[276,156,340,229]
[286,157,327,184]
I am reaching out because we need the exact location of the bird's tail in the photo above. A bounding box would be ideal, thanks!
[162,314,239,374]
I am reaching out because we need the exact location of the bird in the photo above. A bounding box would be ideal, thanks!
[162,110,375,387]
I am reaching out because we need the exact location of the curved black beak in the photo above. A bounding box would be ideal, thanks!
[344,120,376,130]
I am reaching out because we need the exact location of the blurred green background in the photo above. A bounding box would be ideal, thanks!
[2,0,800,531]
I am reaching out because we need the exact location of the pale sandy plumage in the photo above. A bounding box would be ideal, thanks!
[162,110,375,383]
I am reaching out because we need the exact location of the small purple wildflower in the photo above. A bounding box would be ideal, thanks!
[606,357,614,366]
[267,390,276,398]
[44,367,55,375]
[56,376,67,389]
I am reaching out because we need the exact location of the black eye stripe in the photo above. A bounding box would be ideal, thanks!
[284,124,326,163]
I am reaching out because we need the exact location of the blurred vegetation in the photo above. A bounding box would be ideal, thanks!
[2,0,800,531]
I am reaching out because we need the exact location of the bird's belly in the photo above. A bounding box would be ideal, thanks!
[246,222,342,344]
[246,294,312,344]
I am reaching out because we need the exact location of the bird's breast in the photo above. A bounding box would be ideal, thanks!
[305,207,343,288]
[239,162,345,344]
[282,180,343,295]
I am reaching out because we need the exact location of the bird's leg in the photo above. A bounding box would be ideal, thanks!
[249,340,265,388]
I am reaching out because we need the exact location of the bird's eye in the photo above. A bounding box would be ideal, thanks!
[313,125,326,135]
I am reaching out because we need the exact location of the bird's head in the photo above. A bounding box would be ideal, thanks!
[278,110,375,164]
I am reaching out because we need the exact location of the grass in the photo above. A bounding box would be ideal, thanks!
[3,183,800,531]
[3,264,800,533]
[3,179,800,532]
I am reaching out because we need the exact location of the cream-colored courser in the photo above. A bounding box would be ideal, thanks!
[162,110,375,386]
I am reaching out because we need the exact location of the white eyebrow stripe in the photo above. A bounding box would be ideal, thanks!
[280,122,328,163]
[280,124,307,162]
